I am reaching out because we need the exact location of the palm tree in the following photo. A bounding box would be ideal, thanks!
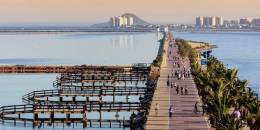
[179,39,260,129]
[246,102,260,130]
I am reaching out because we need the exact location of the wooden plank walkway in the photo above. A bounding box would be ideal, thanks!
[146,32,210,130]
[146,34,171,130]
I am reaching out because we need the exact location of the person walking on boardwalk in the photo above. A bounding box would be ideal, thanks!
[194,102,198,114]
[178,73,181,80]
[169,106,173,117]
[174,82,177,88]
[185,86,188,95]
[155,103,159,116]
[181,87,184,95]
[176,86,179,95]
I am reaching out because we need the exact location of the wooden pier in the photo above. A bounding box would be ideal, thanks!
[0,65,158,129]
[146,32,171,130]
[0,65,148,73]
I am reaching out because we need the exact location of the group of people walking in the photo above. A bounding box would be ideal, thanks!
[154,39,199,119]
[167,78,188,95]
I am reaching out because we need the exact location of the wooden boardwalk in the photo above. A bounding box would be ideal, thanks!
[146,32,210,130]
[146,33,171,130]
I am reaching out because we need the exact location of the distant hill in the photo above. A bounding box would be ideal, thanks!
[91,13,152,27]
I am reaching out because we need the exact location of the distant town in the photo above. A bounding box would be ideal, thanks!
[96,14,260,31]
[170,16,260,32]
[0,13,260,32]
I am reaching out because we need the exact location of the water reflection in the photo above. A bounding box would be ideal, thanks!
[156,32,163,41]
[110,35,134,49]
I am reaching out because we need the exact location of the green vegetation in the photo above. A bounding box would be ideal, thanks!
[176,39,260,130]
[175,38,197,63]
[151,37,165,67]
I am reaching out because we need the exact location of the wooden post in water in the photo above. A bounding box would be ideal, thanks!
[66,113,70,121]
[72,96,76,102]
[82,101,87,128]
[66,112,71,126]
[113,87,115,103]
[99,94,103,128]
[50,112,54,125]
[59,97,63,102]
[33,113,38,128]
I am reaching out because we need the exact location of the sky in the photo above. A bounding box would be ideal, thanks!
[0,0,259,25]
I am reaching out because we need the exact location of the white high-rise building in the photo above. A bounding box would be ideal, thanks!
[216,17,224,26]
[203,17,210,27]
[122,16,128,26]
[127,17,134,26]
[196,16,204,27]
[110,16,134,27]
[210,16,216,26]
[110,17,116,27]
[118,16,124,27]
[196,16,224,27]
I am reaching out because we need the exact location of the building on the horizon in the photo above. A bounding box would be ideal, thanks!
[110,16,134,27]
[209,16,216,26]
[203,17,210,27]
[196,16,204,27]
[252,18,260,27]
[240,18,251,25]
[215,17,224,27]
[127,17,134,26]
[196,16,223,27]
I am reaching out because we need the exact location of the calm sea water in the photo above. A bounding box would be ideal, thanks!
[174,32,260,94]
[0,32,161,130]
[0,33,160,65]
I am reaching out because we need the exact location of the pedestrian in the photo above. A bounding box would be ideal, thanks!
[167,80,170,87]
[169,106,173,117]
[181,87,184,95]
[182,74,185,80]
[176,86,179,95]
[178,73,181,80]
[194,102,198,114]
[174,82,177,88]
[155,103,159,116]
[185,86,188,95]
